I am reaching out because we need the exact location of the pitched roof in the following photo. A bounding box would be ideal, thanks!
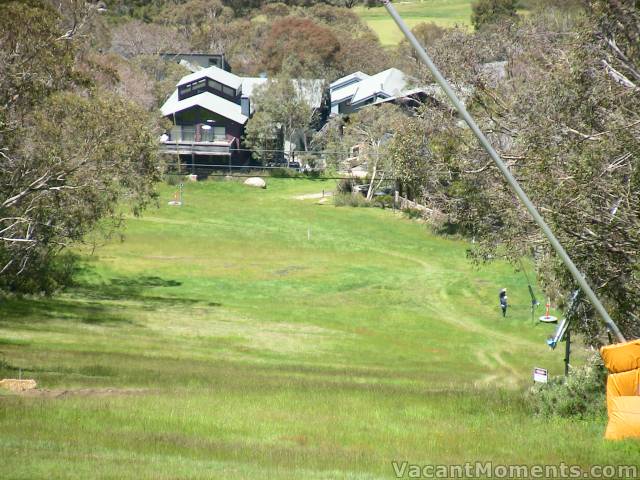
[330,79,363,104]
[330,68,411,107]
[176,65,243,90]
[240,78,324,110]
[350,68,407,105]
[240,77,269,98]
[165,69,324,120]
[160,90,248,124]
[330,71,369,90]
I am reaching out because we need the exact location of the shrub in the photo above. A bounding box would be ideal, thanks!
[270,167,298,178]
[0,251,79,295]
[526,354,607,419]
[471,0,519,30]
[373,194,394,209]
[333,193,371,208]
[402,207,424,220]
[165,174,184,186]
[336,178,355,194]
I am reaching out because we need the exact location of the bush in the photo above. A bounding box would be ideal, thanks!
[333,193,371,207]
[373,194,394,209]
[0,251,79,295]
[270,167,299,178]
[336,178,355,194]
[471,0,519,30]
[402,207,424,220]
[526,354,607,419]
[165,174,185,186]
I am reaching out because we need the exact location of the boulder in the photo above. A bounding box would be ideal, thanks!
[244,177,266,189]
[0,379,37,392]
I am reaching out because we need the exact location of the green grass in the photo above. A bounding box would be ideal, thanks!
[355,0,474,46]
[0,178,638,479]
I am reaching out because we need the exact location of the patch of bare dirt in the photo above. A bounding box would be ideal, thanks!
[17,387,152,398]
[293,191,333,200]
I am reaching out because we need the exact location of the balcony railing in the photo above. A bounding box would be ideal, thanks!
[161,126,235,156]
[168,126,227,143]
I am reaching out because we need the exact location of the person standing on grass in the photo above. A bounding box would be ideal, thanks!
[499,288,508,317]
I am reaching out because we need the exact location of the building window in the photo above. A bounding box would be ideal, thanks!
[208,79,222,92]
[199,125,225,142]
[213,126,226,141]
[222,85,235,97]
[178,84,192,99]
[181,126,195,142]
[193,79,206,94]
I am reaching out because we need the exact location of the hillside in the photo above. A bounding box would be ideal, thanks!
[355,0,474,46]
[0,179,636,479]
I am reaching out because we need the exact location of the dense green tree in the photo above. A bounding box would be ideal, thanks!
[244,76,317,164]
[471,0,519,30]
[399,3,639,342]
[343,104,404,200]
[311,115,350,172]
[387,117,435,201]
[0,1,162,293]
[261,16,341,78]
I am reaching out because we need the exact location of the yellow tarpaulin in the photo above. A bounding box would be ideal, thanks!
[605,396,640,440]
[601,339,640,440]
[607,369,640,412]
[600,339,640,373]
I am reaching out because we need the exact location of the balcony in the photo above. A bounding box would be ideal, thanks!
[160,126,236,156]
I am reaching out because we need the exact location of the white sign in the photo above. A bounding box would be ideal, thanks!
[533,367,548,383]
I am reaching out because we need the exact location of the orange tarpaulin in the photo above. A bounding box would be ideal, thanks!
[605,396,640,440]
[600,339,640,373]
[607,369,640,412]
[601,339,640,440]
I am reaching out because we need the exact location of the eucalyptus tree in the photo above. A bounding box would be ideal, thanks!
[0,0,162,293]
[391,2,639,342]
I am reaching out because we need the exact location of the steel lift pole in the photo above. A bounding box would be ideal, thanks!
[380,0,626,343]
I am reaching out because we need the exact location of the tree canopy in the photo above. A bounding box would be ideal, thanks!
[0,0,162,293]
[390,1,640,343]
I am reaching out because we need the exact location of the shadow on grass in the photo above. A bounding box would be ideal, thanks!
[0,296,132,327]
[73,275,221,308]
[0,275,221,328]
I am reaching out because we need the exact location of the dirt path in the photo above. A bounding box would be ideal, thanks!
[293,191,333,200]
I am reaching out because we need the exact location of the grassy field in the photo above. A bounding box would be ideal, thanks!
[355,0,473,46]
[0,178,638,479]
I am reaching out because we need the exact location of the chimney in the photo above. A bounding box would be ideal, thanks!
[241,97,250,117]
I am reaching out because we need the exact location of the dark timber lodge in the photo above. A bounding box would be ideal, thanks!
[160,64,323,171]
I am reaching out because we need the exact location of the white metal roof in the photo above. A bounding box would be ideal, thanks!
[330,79,362,104]
[330,71,369,89]
[176,65,243,90]
[240,77,269,98]
[165,70,323,120]
[160,90,248,124]
[240,78,324,109]
[351,68,407,105]
[330,68,411,108]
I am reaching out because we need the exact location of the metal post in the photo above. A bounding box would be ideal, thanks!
[381,0,626,343]
[531,302,535,325]
[564,329,571,377]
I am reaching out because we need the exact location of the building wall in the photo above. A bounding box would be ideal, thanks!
[171,106,244,142]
